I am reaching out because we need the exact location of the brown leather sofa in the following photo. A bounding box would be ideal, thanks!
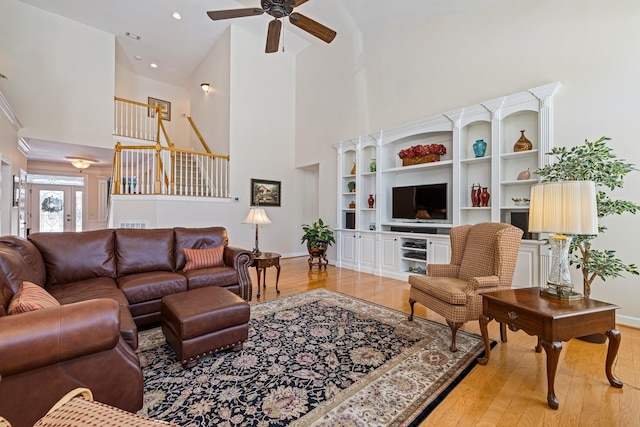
[0,226,253,427]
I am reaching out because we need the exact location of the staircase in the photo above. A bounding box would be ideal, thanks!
[112,97,229,198]
[174,152,211,196]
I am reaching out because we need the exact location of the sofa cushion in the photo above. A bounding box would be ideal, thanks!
[115,229,175,276]
[117,271,187,304]
[183,246,224,271]
[8,281,60,315]
[0,236,46,286]
[183,266,239,290]
[46,277,128,307]
[174,227,228,271]
[29,230,116,286]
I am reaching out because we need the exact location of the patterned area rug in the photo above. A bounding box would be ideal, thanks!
[137,289,489,426]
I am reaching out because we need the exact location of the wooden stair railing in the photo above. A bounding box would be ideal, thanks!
[113,97,228,197]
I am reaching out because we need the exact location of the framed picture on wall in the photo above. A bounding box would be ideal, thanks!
[148,97,171,121]
[251,179,281,207]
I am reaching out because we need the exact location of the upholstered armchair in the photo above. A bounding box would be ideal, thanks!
[408,222,523,352]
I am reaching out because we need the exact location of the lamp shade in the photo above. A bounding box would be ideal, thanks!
[242,208,271,225]
[528,181,598,235]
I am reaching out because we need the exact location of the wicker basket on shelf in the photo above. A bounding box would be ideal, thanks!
[402,153,440,166]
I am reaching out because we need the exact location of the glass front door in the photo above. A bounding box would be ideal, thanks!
[31,185,82,233]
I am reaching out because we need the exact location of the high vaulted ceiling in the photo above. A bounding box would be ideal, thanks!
[18,0,510,87]
[13,0,510,165]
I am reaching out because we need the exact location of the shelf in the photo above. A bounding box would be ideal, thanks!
[460,206,491,211]
[500,149,538,160]
[501,179,538,186]
[460,156,491,164]
[382,160,453,174]
[401,257,427,262]
[361,171,376,177]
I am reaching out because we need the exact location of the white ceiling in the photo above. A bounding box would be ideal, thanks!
[15,0,510,165]
[18,0,510,86]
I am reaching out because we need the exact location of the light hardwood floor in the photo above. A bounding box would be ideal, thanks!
[248,256,640,426]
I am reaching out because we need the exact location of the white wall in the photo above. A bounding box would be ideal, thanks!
[115,64,191,149]
[295,0,640,324]
[0,0,114,149]
[0,92,28,236]
[190,29,231,156]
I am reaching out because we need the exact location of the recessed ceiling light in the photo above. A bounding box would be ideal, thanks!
[134,55,142,61]
[150,63,158,68]
[125,31,141,41]
[171,12,182,20]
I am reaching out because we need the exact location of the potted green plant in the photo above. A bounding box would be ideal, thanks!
[301,218,336,257]
[347,181,356,192]
[535,137,639,298]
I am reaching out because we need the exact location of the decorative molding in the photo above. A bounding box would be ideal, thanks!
[17,138,30,158]
[0,90,23,130]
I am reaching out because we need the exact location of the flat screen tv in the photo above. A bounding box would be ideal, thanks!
[392,183,448,221]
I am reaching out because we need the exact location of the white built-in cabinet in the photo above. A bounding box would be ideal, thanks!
[334,82,560,285]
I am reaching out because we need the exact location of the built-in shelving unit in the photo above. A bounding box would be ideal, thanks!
[333,82,560,285]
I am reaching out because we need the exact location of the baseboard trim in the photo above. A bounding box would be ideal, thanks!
[616,314,640,329]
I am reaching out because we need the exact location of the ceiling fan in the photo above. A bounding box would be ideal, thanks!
[207,0,336,53]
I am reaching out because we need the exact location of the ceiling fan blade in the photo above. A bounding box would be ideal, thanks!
[293,0,310,6]
[207,8,263,21]
[289,13,336,44]
[265,19,282,53]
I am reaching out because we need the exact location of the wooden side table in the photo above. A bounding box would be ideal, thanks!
[478,287,622,409]
[252,252,281,298]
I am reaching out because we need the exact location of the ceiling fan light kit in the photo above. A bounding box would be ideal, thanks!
[207,0,335,54]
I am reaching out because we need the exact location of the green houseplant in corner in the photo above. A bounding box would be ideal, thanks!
[301,218,336,258]
[535,136,639,299]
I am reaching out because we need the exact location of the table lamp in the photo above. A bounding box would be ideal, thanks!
[242,207,271,256]
[528,181,598,300]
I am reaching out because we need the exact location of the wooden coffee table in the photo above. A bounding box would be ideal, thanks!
[478,287,622,409]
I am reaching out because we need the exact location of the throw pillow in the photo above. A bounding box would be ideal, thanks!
[183,246,224,271]
[7,281,60,315]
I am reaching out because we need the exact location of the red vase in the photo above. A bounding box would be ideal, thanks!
[480,187,490,207]
[368,194,375,208]
[471,184,480,207]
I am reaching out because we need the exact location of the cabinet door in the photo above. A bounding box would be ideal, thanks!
[512,244,539,288]
[381,236,398,271]
[340,232,358,270]
[359,233,377,273]
[428,238,451,264]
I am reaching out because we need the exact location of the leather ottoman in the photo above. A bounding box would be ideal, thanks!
[161,287,250,368]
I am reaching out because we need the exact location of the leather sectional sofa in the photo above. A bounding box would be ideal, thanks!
[0,227,253,427]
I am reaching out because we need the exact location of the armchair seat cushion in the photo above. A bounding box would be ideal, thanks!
[409,275,467,306]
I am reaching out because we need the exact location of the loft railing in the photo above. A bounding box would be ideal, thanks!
[113,143,229,197]
[114,97,168,143]
[112,97,229,197]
